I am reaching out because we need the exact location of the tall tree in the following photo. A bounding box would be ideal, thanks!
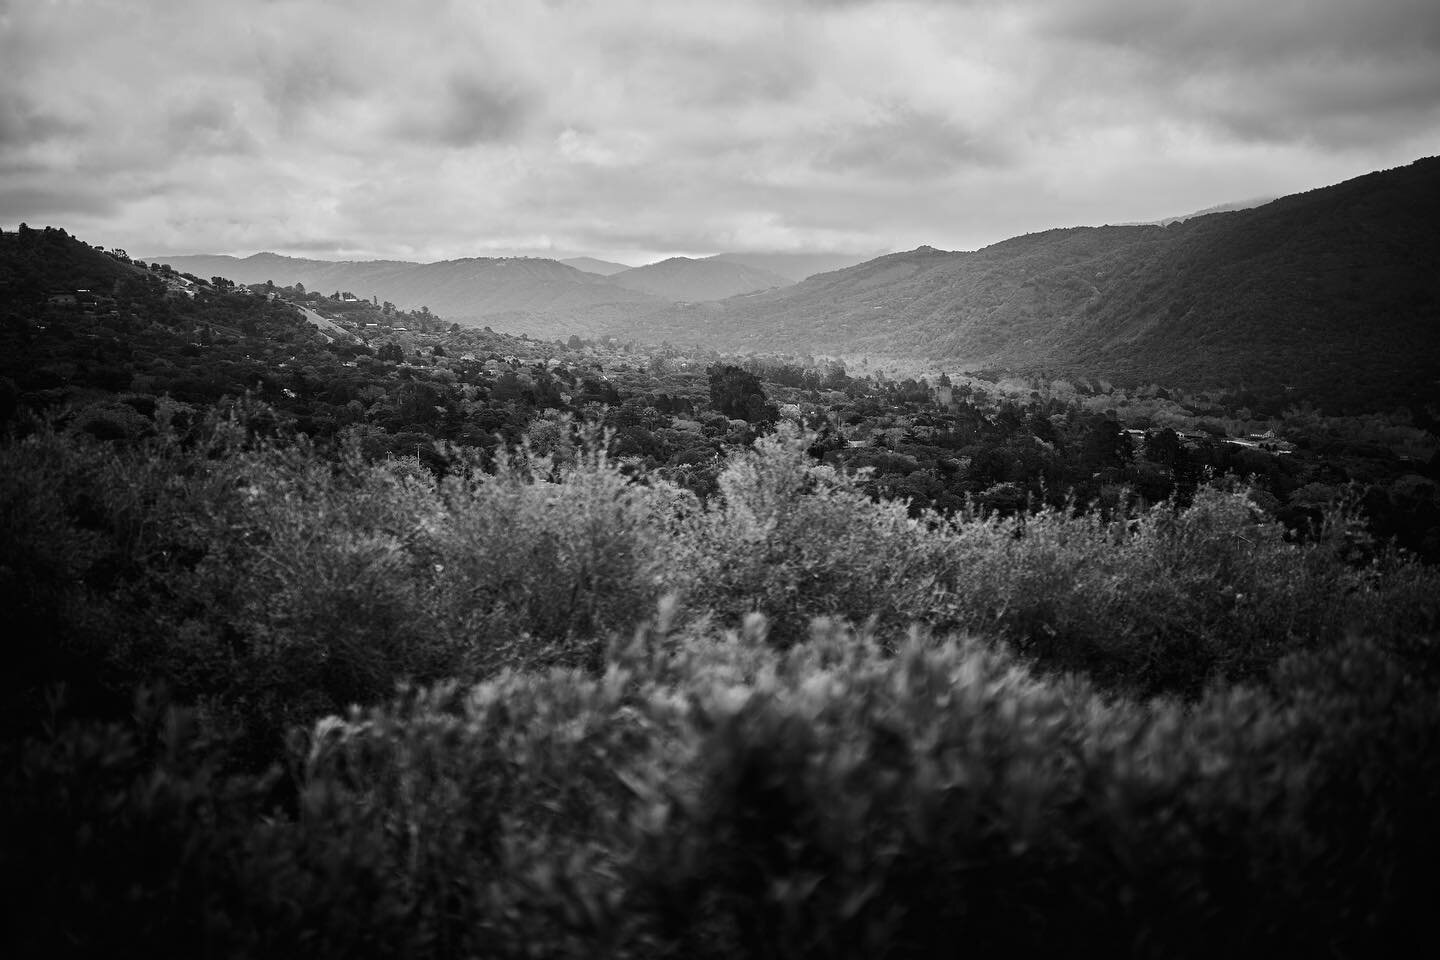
[708,364,776,424]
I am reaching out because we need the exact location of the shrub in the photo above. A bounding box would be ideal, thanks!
[924,482,1396,695]
[430,439,682,675]
[13,619,1437,957]
[667,425,950,647]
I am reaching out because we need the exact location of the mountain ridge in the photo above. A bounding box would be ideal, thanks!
[142,251,668,335]
[605,256,794,302]
[560,256,632,276]
[594,157,1440,409]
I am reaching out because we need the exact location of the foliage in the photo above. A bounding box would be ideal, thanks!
[708,363,777,424]
[7,621,1438,957]
[666,424,950,647]
[5,224,1440,956]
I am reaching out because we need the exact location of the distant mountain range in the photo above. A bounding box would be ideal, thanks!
[710,251,878,282]
[606,256,792,301]
[144,249,858,335]
[143,252,666,336]
[1122,197,1276,227]
[598,158,1440,409]
[560,257,632,276]
[124,158,1440,409]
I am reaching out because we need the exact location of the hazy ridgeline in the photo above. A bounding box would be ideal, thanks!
[4,413,1437,956]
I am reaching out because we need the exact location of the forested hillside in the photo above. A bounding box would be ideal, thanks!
[620,158,1440,412]
[4,223,1440,957]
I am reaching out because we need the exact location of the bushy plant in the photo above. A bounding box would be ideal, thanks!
[666,425,951,647]
[923,481,1399,695]
[429,435,682,675]
[13,617,1435,957]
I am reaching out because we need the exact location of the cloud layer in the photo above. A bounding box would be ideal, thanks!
[3,0,1437,262]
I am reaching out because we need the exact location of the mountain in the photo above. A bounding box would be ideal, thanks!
[1126,197,1276,227]
[605,256,793,302]
[604,158,1440,410]
[146,252,667,337]
[142,252,419,296]
[560,256,632,276]
[710,251,880,282]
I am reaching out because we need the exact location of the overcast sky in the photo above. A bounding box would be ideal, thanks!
[3,0,1438,264]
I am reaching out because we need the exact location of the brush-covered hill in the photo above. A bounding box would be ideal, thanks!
[605,255,793,302]
[149,252,420,298]
[1,225,145,295]
[623,158,1440,411]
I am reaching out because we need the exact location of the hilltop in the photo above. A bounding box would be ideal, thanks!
[0,224,144,294]
[605,255,793,301]
[710,250,878,282]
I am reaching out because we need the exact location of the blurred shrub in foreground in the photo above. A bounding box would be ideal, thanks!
[5,620,1436,957]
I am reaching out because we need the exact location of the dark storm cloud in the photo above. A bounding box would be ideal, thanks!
[0,95,82,149]
[394,74,537,147]
[0,182,121,219]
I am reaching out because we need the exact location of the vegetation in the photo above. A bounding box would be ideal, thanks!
[3,224,1440,956]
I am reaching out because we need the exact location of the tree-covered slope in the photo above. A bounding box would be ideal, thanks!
[0,225,144,294]
[1044,156,1440,402]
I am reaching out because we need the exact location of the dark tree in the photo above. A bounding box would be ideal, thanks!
[708,364,776,423]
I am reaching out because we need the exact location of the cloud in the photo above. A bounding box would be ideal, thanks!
[0,182,121,220]
[814,107,1011,177]
[1,0,1436,262]
[0,94,82,150]
[1016,0,1440,147]
[391,73,537,147]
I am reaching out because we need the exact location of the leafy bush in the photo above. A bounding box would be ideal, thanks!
[666,425,951,647]
[9,620,1437,957]
[429,439,681,674]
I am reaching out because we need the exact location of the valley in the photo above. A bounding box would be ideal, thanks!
[4,157,1439,958]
